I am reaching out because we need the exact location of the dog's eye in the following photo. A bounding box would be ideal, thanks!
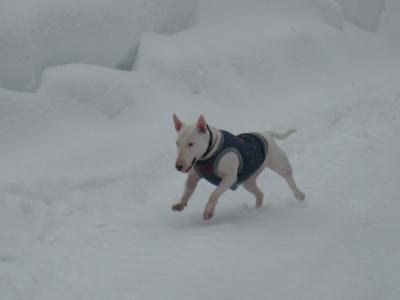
[188,142,194,147]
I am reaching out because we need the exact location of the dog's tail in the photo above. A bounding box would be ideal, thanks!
[269,129,296,140]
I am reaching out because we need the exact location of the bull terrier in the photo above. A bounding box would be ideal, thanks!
[172,114,305,220]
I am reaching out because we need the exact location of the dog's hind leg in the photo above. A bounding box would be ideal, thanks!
[242,178,264,207]
[284,169,305,200]
[265,137,305,201]
[273,159,305,201]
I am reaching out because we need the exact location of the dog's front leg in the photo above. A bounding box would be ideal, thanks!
[203,152,239,220]
[172,169,200,212]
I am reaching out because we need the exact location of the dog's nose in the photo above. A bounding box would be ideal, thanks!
[176,164,183,171]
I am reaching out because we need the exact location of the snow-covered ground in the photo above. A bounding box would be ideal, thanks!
[1,0,400,299]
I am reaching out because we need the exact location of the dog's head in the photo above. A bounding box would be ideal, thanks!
[173,113,210,173]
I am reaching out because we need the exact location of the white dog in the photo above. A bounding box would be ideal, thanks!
[172,114,305,220]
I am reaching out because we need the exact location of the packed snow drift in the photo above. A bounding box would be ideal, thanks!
[0,0,197,91]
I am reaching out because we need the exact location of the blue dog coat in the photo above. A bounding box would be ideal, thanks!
[193,130,269,190]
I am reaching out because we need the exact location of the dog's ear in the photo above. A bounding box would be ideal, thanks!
[173,113,184,132]
[196,115,207,133]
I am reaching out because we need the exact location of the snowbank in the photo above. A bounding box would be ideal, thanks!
[135,1,396,104]
[336,0,384,32]
[318,0,400,36]
[39,64,136,118]
[379,0,400,42]
[0,0,197,91]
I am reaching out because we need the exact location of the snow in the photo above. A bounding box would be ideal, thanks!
[1,0,400,299]
[0,0,196,91]
[336,0,385,32]
[317,0,345,30]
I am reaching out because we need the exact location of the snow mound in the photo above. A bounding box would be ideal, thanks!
[39,64,135,118]
[0,0,197,92]
[336,0,385,32]
[134,14,389,103]
[379,0,400,42]
[317,0,345,30]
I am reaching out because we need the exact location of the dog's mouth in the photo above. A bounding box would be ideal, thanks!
[182,158,197,173]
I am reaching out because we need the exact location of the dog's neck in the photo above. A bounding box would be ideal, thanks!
[200,126,221,160]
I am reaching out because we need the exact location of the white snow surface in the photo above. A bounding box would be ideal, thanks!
[1,0,400,299]
[0,0,197,91]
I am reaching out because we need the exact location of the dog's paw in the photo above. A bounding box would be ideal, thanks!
[255,199,263,208]
[203,202,216,220]
[295,191,305,201]
[203,210,214,220]
[172,202,186,212]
